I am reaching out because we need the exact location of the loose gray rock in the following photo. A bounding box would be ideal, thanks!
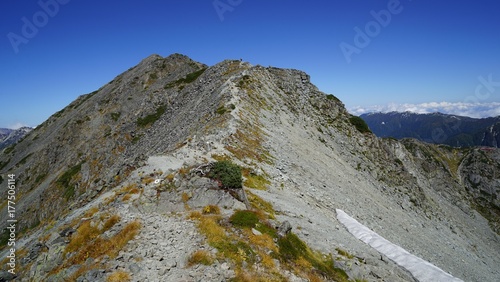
[277,221,292,238]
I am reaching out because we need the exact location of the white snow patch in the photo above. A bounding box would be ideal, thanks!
[336,209,463,282]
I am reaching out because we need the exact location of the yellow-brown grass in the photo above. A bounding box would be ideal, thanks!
[225,129,272,163]
[65,220,101,254]
[242,168,270,190]
[64,264,98,282]
[198,216,226,244]
[65,220,141,266]
[178,167,190,176]
[107,270,131,282]
[187,250,214,266]
[248,232,277,252]
[188,210,202,220]
[102,215,121,231]
[84,206,99,218]
[117,183,139,194]
[202,205,221,215]
[129,187,140,194]
[211,153,230,161]
[165,173,175,182]
[307,273,325,282]
[246,190,275,219]
[141,177,154,185]
[102,195,116,206]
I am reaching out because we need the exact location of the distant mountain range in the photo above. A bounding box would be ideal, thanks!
[360,112,500,148]
[0,127,33,150]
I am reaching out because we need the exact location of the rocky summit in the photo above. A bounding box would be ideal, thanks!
[0,54,499,281]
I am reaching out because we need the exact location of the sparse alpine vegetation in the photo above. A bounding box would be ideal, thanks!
[164,67,207,89]
[207,160,243,189]
[349,115,371,134]
[136,104,166,127]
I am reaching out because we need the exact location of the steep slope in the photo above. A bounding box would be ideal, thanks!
[360,112,500,147]
[1,54,499,281]
[0,53,221,230]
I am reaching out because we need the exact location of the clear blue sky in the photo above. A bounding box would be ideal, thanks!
[1,0,500,128]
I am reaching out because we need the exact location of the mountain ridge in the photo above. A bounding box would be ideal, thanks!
[0,127,32,150]
[1,54,499,281]
[360,111,500,147]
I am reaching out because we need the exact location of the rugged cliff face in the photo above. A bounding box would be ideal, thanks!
[1,54,499,281]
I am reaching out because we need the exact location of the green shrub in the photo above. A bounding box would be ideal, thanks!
[349,116,371,133]
[182,68,206,84]
[35,173,47,184]
[230,210,260,228]
[0,159,10,170]
[208,161,242,189]
[277,232,308,261]
[216,106,228,115]
[16,153,33,166]
[136,105,166,127]
[3,145,15,154]
[0,228,10,248]
[110,112,121,121]
[164,68,207,89]
[326,94,340,102]
[56,162,83,199]
[149,73,158,80]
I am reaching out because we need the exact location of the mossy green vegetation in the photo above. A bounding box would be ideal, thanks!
[0,159,11,170]
[242,168,270,190]
[149,73,158,80]
[276,232,349,281]
[216,105,228,115]
[277,232,307,260]
[3,144,15,154]
[16,153,33,167]
[230,210,260,228]
[110,112,121,122]
[56,162,84,200]
[246,190,276,219]
[349,115,371,134]
[208,160,243,189]
[164,68,207,89]
[326,94,340,102]
[182,68,206,83]
[237,74,251,88]
[136,104,166,127]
